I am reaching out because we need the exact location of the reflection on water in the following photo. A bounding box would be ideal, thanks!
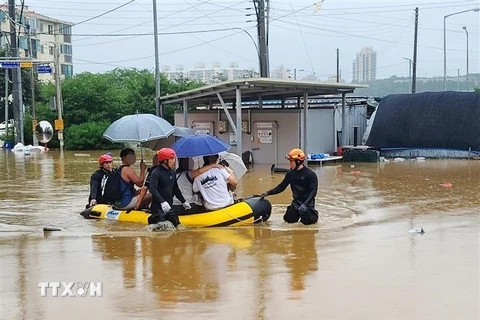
[1,150,479,319]
[90,227,319,314]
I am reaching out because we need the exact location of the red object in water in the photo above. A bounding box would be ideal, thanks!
[350,170,361,175]
[439,182,453,188]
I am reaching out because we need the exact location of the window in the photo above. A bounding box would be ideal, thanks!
[60,44,72,55]
[39,22,44,32]
[0,11,5,23]
[18,37,28,50]
[40,45,44,54]
[61,64,73,78]
[64,55,72,63]
[49,46,54,55]
[48,25,53,34]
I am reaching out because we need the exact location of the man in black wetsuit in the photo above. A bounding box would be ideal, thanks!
[87,154,114,208]
[149,148,191,227]
[261,148,319,225]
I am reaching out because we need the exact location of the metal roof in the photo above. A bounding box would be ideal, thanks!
[160,78,368,105]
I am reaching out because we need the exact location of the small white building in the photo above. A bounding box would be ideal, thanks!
[161,78,369,164]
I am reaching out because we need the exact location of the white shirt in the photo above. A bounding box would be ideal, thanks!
[173,171,201,206]
[193,167,233,211]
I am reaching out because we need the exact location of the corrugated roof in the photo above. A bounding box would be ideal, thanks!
[160,78,368,105]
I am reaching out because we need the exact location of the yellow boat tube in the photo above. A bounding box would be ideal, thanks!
[80,197,271,228]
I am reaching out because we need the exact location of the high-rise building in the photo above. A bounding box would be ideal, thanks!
[352,46,377,83]
[0,5,73,81]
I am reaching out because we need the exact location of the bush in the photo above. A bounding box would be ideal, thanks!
[65,121,121,150]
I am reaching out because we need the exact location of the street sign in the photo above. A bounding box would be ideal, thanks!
[37,65,52,74]
[1,62,20,68]
[20,61,33,68]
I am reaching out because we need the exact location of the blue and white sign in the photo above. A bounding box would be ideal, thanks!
[1,62,20,68]
[105,210,120,220]
[37,65,52,73]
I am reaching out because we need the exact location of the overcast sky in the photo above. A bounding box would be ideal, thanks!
[26,0,480,81]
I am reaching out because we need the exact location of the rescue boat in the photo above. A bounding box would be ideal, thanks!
[80,196,271,228]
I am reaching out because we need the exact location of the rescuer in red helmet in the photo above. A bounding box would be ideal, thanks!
[87,153,114,208]
[149,148,191,227]
[260,148,319,225]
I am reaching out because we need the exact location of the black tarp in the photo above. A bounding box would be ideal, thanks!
[366,92,480,151]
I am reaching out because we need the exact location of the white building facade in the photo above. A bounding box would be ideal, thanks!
[0,6,73,81]
[163,62,256,84]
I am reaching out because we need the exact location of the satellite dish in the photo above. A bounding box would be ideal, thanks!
[35,121,54,144]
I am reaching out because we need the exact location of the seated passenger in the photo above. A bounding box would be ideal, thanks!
[135,154,158,210]
[87,154,113,208]
[172,158,223,213]
[192,154,237,211]
[118,148,150,210]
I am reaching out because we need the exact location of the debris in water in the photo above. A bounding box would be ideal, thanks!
[439,182,452,188]
[409,227,425,234]
[43,227,61,232]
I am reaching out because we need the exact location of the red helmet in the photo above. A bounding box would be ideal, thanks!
[286,148,306,161]
[98,154,113,165]
[157,148,177,162]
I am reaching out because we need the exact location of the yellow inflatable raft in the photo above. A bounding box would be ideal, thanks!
[80,197,271,228]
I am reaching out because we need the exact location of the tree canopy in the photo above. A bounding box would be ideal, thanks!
[26,68,204,149]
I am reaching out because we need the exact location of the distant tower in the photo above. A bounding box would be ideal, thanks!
[352,46,377,82]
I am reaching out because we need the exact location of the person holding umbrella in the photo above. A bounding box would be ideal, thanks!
[260,148,319,225]
[149,148,191,227]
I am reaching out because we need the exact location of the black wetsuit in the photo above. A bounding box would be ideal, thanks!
[266,166,319,225]
[88,168,110,207]
[149,165,186,226]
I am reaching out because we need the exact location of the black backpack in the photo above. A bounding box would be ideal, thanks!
[102,165,127,204]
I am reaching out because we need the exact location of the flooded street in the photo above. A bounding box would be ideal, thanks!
[1,150,479,320]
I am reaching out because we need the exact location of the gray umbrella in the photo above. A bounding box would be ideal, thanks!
[103,114,175,143]
[141,126,196,150]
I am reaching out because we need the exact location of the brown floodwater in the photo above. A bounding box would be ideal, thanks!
[1,150,479,320]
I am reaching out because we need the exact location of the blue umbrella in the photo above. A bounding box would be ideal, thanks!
[171,134,230,158]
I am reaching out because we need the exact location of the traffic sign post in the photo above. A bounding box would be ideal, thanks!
[37,65,52,74]
[1,61,20,68]
[20,61,32,68]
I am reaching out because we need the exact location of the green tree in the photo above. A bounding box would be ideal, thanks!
[31,68,203,150]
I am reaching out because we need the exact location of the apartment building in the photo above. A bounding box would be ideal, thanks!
[352,46,377,83]
[0,5,73,81]
[163,62,256,84]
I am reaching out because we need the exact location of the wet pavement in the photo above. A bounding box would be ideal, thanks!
[1,150,479,320]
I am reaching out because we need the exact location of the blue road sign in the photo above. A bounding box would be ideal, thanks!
[37,65,52,73]
[1,62,20,68]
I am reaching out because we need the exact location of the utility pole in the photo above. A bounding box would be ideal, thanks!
[8,0,24,144]
[462,26,469,89]
[255,0,269,77]
[152,0,161,117]
[28,24,38,146]
[53,44,64,150]
[4,69,8,139]
[336,48,340,82]
[412,7,418,94]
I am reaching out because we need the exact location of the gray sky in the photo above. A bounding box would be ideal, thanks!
[27,0,480,81]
